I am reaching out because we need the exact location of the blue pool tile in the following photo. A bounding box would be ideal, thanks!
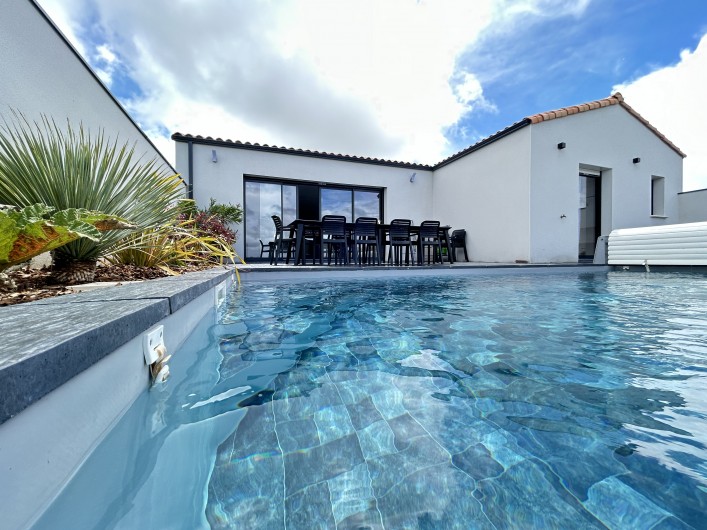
[272,382,343,422]
[285,481,336,530]
[284,433,364,495]
[613,453,707,528]
[387,412,430,451]
[370,388,408,420]
[208,452,284,529]
[584,476,671,529]
[650,516,697,530]
[452,443,504,480]
[367,435,449,497]
[476,459,601,528]
[332,378,371,405]
[314,403,355,444]
[214,403,278,464]
[376,464,493,529]
[358,419,398,460]
[275,417,321,453]
[481,430,527,469]
[327,463,378,525]
[345,395,384,430]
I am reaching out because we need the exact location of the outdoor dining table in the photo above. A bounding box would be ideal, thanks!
[286,219,454,266]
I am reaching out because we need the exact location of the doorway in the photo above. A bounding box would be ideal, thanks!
[579,172,601,261]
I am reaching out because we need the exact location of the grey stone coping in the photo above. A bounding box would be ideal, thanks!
[0,267,233,425]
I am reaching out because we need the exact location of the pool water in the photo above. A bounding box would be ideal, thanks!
[35,272,707,529]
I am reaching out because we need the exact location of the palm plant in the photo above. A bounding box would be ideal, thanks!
[0,113,184,282]
[105,218,235,273]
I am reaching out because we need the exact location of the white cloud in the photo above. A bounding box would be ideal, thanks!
[453,72,498,114]
[614,34,707,191]
[38,0,501,166]
[36,0,605,168]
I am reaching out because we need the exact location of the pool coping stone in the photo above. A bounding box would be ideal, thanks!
[0,267,233,425]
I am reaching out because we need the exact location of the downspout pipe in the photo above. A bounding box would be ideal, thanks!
[187,140,194,199]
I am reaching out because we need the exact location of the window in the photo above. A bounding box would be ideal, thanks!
[321,188,353,221]
[651,176,665,216]
[243,176,383,259]
[244,181,296,258]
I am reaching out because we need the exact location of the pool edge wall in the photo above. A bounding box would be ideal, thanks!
[0,268,235,530]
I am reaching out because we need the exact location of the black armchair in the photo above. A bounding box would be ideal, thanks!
[450,229,469,262]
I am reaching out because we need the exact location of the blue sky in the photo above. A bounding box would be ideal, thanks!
[39,0,707,189]
[447,0,707,153]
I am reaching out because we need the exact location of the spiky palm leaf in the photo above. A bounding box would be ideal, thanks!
[0,113,185,272]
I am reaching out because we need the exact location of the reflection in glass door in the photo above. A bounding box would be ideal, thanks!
[578,173,601,260]
[244,177,384,259]
[244,181,296,258]
[354,190,381,220]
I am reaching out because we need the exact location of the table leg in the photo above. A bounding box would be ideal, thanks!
[443,229,454,264]
[294,223,304,265]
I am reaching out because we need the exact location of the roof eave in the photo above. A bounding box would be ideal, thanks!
[170,133,433,170]
[432,120,531,170]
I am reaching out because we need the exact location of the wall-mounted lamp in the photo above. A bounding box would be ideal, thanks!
[211,149,218,163]
[557,142,566,150]
[632,157,641,164]
[409,172,416,183]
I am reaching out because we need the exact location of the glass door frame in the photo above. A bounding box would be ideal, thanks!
[243,174,385,260]
[578,171,602,260]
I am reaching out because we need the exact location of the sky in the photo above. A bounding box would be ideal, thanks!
[37,0,707,190]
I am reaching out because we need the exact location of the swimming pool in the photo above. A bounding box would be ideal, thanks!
[34,271,707,529]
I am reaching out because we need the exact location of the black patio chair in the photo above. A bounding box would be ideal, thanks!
[450,229,469,262]
[352,217,381,266]
[259,239,276,259]
[302,226,321,265]
[387,219,414,265]
[270,215,295,265]
[320,215,349,265]
[418,220,443,264]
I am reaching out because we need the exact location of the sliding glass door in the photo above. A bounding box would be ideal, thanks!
[243,177,383,259]
[244,181,296,258]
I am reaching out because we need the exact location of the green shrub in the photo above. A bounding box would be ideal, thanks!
[0,113,184,281]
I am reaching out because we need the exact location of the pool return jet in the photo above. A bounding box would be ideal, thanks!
[143,325,171,383]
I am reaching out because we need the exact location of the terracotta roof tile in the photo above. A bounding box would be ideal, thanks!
[172,92,685,170]
[526,92,685,157]
[170,133,433,170]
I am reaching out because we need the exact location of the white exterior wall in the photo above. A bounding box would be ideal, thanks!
[431,128,532,262]
[678,189,707,223]
[0,0,172,171]
[529,105,684,262]
[178,141,433,257]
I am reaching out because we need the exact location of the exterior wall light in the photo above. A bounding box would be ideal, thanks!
[557,142,566,150]
[633,157,641,164]
[211,149,218,163]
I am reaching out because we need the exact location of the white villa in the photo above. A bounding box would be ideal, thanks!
[2,0,706,266]
[174,93,692,264]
